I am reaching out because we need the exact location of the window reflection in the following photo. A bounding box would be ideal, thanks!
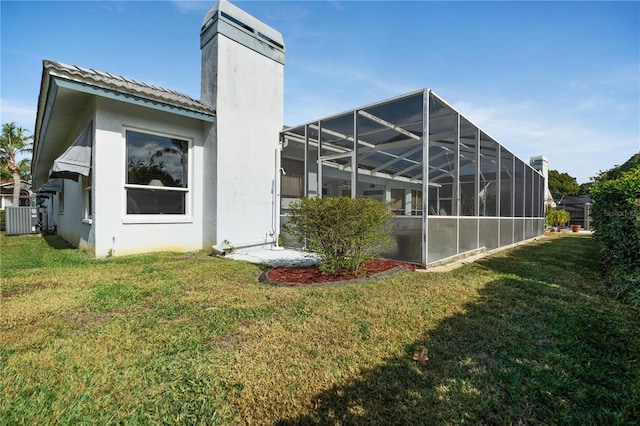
[125,130,188,215]
[126,130,187,188]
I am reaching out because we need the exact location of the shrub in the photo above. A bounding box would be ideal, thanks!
[591,166,640,270]
[545,207,570,230]
[609,270,640,308]
[0,209,5,231]
[283,197,393,274]
[590,166,640,306]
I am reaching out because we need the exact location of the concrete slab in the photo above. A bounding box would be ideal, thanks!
[226,247,319,267]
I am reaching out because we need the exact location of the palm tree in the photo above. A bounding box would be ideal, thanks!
[1,159,31,181]
[1,122,33,206]
[546,208,571,231]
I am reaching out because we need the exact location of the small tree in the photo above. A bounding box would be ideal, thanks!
[546,207,570,230]
[1,122,33,206]
[548,169,580,198]
[283,197,393,274]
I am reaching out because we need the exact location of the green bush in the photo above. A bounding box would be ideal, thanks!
[545,207,570,229]
[0,209,5,231]
[283,197,393,274]
[590,166,640,306]
[609,270,640,308]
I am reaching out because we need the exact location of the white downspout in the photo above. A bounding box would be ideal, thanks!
[272,137,283,247]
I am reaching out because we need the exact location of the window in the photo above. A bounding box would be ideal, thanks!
[125,130,188,215]
[390,188,405,215]
[411,189,422,216]
[83,173,92,222]
[281,158,304,198]
[58,180,65,214]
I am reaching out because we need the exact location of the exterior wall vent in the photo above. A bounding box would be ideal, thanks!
[200,0,285,64]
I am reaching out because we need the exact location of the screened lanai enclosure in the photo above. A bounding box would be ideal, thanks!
[279,89,546,266]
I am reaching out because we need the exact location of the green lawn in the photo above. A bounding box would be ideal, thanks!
[1,233,638,425]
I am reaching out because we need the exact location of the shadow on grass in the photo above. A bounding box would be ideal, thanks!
[43,234,77,250]
[277,236,640,425]
[1,234,92,277]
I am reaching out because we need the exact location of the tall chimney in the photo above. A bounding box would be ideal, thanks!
[200,0,285,250]
[530,155,552,206]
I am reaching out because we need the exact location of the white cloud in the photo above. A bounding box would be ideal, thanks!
[0,99,37,130]
[262,3,311,22]
[284,59,640,184]
[450,97,639,184]
[169,0,211,15]
[284,58,420,125]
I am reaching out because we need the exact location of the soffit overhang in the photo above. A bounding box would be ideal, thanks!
[32,61,216,190]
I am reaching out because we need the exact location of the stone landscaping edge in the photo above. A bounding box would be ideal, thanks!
[258,265,413,288]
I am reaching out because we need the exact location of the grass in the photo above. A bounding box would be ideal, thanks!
[1,233,638,425]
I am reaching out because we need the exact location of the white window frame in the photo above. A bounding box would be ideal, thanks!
[122,127,193,224]
[82,173,93,224]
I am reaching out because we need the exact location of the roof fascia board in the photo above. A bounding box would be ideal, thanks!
[32,77,58,188]
[52,76,216,122]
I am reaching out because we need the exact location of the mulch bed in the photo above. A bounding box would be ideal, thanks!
[260,258,416,287]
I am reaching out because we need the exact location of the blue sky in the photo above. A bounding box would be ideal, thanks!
[1,0,638,184]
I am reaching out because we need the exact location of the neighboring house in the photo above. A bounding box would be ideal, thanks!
[0,180,32,210]
[555,195,592,230]
[32,0,284,257]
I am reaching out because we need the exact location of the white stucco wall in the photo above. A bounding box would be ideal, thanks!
[202,34,284,250]
[93,98,207,258]
[56,177,88,248]
[53,105,95,254]
[1,195,14,209]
